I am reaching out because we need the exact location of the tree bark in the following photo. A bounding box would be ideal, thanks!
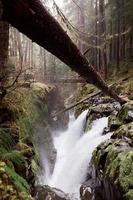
[99,0,108,79]
[1,0,126,103]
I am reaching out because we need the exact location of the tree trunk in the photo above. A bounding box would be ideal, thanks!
[116,0,121,69]
[95,0,98,70]
[99,0,108,79]
[1,0,126,103]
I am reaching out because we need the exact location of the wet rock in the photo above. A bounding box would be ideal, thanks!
[85,101,120,131]
[80,184,93,200]
[112,122,133,142]
[108,115,122,131]
[117,101,133,123]
[90,103,116,115]
[91,136,133,200]
[108,102,133,132]
[35,185,69,200]
[35,125,57,175]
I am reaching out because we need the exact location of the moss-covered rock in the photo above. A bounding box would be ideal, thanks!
[92,126,133,200]
[108,115,122,131]
[0,82,52,199]
[85,101,120,132]
[117,101,133,123]
[112,122,133,141]
[83,95,133,200]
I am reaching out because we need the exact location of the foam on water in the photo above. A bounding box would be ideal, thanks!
[39,110,112,199]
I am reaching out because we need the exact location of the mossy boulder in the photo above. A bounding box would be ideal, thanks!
[108,101,133,132]
[92,130,133,199]
[89,100,133,200]
[35,185,69,200]
[112,122,133,141]
[108,115,122,131]
[117,101,133,123]
[85,101,120,132]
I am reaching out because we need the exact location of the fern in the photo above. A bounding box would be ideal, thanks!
[5,165,29,193]
[0,128,15,150]
[0,149,26,166]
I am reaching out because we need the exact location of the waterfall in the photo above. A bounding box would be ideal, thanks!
[40,110,112,199]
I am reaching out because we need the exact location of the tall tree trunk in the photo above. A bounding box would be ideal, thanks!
[129,35,133,58]
[0,20,9,86]
[109,20,113,62]
[1,0,126,103]
[95,0,98,70]
[116,0,121,69]
[77,0,85,53]
[43,50,47,79]
[0,1,9,99]
[99,0,108,79]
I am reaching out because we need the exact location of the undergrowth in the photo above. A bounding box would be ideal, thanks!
[0,81,51,199]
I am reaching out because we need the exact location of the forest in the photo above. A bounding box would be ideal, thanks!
[0,0,133,200]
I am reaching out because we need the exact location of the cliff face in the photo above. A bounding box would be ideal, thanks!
[0,82,52,199]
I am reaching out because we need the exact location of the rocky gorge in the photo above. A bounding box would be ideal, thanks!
[79,98,133,200]
[34,92,133,200]
[0,63,133,200]
[71,66,133,200]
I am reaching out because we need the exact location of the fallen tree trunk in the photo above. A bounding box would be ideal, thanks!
[52,90,101,118]
[52,77,130,118]
[2,0,126,103]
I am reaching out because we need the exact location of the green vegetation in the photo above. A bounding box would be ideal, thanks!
[0,82,52,199]
[73,61,133,117]
[92,95,133,199]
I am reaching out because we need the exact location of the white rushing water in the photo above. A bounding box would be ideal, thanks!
[41,110,112,199]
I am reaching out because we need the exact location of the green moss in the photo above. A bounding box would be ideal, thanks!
[117,105,129,122]
[108,115,122,131]
[92,148,101,166]
[113,122,133,140]
[124,190,133,200]
[85,111,93,132]
[118,101,133,120]
[119,151,133,193]
[0,162,34,199]
[93,138,133,199]
[75,84,97,102]
[5,165,29,193]
[31,159,38,174]
[0,82,51,199]
[0,128,15,150]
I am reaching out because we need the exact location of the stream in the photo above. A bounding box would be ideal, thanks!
[38,110,112,199]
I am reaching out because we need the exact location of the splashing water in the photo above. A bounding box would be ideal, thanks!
[40,110,112,199]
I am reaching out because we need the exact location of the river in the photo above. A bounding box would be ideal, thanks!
[39,110,112,199]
